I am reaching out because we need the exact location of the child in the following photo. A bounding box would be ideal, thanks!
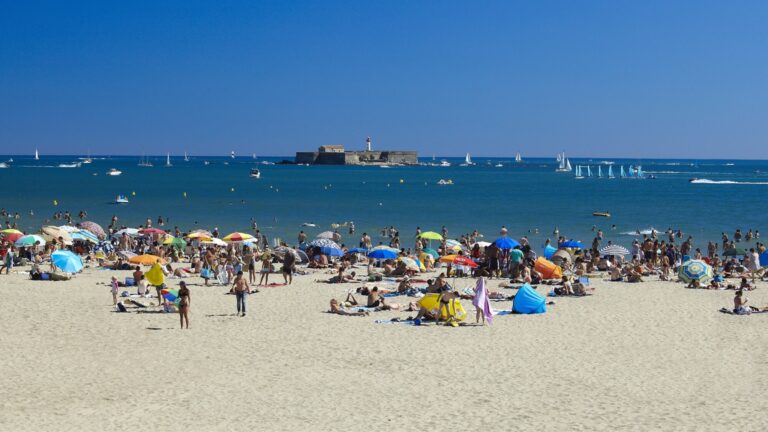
[110,276,119,305]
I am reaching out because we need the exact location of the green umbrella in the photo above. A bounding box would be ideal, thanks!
[163,236,187,249]
[418,231,443,241]
[723,247,748,256]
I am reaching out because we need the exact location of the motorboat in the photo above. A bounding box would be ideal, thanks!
[58,162,82,168]
[437,179,453,185]
[115,195,129,204]
[495,163,503,168]
[250,168,261,178]
[0,162,8,168]
[592,211,611,218]
[107,169,122,176]
[439,160,451,167]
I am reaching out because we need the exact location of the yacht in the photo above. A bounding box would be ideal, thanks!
[81,152,92,164]
[437,179,454,185]
[555,152,572,172]
[249,168,261,178]
[107,168,122,176]
[138,155,153,167]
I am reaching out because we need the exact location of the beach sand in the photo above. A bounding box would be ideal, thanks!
[1,265,767,431]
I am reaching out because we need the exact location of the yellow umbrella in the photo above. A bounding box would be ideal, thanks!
[187,231,212,239]
[223,232,254,242]
[0,228,23,235]
[128,254,164,266]
[418,231,443,241]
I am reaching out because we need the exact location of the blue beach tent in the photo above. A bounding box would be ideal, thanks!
[512,283,546,314]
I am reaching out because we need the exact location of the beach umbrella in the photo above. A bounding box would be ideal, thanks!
[58,225,80,233]
[678,260,713,283]
[368,249,398,260]
[494,237,520,249]
[94,240,114,254]
[274,246,301,261]
[559,240,584,249]
[117,250,137,260]
[295,249,309,263]
[316,231,335,239]
[543,244,557,259]
[15,234,46,247]
[599,245,630,256]
[41,226,73,244]
[723,247,748,257]
[439,255,478,268]
[418,231,443,241]
[371,245,399,252]
[163,236,187,249]
[473,241,491,248]
[398,257,421,271]
[71,230,98,243]
[223,232,254,242]
[128,254,163,266]
[51,250,83,273]
[113,228,140,237]
[201,238,227,247]
[3,232,24,243]
[140,227,167,235]
[422,248,439,258]
[319,246,343,257]
[78,221,105,239]
[0,228,23,235]
[187,230,213,239]
[308,238,341,249]
[346,247,368,254]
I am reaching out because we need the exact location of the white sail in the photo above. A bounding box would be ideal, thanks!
[565,159,572,171]
[230,151,235,159]
[620,166,626,178]
[34,149,39,160]
[184,152,189,162]
[465,153,472,164]
[166,153,172,167]
[598,165,602,178]
[587,166,592,177]
[556,152,562,163]
[608,165,614,178]
[515,152,522,163]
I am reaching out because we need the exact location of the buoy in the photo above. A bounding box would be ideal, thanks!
[230,187,235,192]
[399,179,404,183]
[132,191,136,196]
[183,192,187,198]
[387,184,390,187]
[53,200,58,206]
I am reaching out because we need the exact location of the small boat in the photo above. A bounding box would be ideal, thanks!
[574,166,584,179]
[107,169,122,176]
[593,211,611,217]
[437,179,453,185]
[379,165,391,168]
[0,162,8,169]
[463,153,474,166]
[230,151,236,159]
[204,160,210,165]
[115,195,129,204]
[58,162,82,168]
[138,155,153,167]
[249,168,261,178]
[439,160,451,167]
[165,153,172,167]
[302,222,316,227]
[7,158,13,163]
[34,149,39,160]
[494,163,503,168]
[555,152,572,172]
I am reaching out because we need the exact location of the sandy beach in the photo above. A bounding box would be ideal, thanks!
[1,264,767,432]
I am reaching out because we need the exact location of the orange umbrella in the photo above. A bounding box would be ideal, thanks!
[128,254,164,265]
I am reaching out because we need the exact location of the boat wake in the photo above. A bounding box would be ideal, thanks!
[689,179,768,185]
[620,228,658,235]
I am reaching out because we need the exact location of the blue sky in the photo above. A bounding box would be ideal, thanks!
[1,0,767,158]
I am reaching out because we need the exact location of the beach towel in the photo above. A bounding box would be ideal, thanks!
[374,319,422,326]
[719,307,768,315]
[471,278,493,324]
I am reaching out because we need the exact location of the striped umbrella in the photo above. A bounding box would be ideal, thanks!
[398,257,421,271]
[308,238,340,249]
[72,230,98,243]
[678,260,713,283]
[223,232,254,242]
[78,221,106,239]
[599,245,630,256]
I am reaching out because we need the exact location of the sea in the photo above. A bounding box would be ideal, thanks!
[1,154,767,251]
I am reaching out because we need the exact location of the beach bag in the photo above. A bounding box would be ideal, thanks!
[116,302,127,313]
[201,268,212,279]
[125,277,135,286]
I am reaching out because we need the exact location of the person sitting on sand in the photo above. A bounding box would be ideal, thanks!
[397,276,413,293]
[687,280,701,289]
[366,287,400,310]
[739,277,754,291]
[329,297,368,316]
[708,279,722,289]
[610,266,624,282]
[560,276,574,295]
[733,289,761,315]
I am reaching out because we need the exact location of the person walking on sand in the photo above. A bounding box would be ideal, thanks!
[231,271,251,317]
[110,276,119,305]
[282,250,296,285]
[178,281,190,329]
[258,248,272,286]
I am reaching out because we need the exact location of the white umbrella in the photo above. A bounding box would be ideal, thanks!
[316,231,335,239]
[599,245,630,256]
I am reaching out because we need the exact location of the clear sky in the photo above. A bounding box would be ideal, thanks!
[1,0,767,158]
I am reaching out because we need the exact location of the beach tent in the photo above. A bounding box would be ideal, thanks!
[534,257,562,280]
[760,251,768,268]
[512,283,546,314]
[543,244,557,259]
[551,249,572,265]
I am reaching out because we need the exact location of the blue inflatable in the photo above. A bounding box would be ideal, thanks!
[512,283,546,314]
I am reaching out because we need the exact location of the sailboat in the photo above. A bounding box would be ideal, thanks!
[575,165,584,179]
[598,165,603,178]
[82,152,92,164]
[252,153,256,160]
[184,152,189,162]
[34,149,39,160]
[230,151,236,159]
[608,165,615,179]
[587,166,592,177]
[515,152,522,163]
[460,153,474,166]
[165,153,172,167]
[138,155,153,167]
[555,152,572,172]
[620,166,626,178]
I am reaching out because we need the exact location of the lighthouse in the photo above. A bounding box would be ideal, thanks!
[366,136,372,152]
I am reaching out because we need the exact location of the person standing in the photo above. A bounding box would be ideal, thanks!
[232,271,251,317]
[178,281,190,329]
[282,251,296,285]
[1,246,14,274]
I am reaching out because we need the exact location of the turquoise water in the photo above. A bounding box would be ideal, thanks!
[1,155,767,249]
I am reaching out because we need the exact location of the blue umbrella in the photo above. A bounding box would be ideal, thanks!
[559,240,584,249]
[368,249,398,259]
[543,244,557,259]
[422,248,439,258]
[346,247,368,254]
[319,246,343,257]
[678,259,713,283]
[494,237,520,249]
[51,250,83,273]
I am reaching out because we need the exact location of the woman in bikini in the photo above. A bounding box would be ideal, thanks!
[178,281,190,329]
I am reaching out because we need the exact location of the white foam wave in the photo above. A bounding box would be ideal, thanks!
[620,228,658,235]
[690,179,768,185]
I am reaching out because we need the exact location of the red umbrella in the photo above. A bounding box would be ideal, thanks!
[140,228,167,235]
[2,232,23,243]
[439,255,478,268]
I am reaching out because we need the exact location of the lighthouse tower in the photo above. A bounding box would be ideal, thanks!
[366,136,372,152]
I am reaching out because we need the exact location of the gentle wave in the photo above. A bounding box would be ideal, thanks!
[689,179,768,185]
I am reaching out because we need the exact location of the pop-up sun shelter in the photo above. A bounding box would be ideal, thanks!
[512,283,546,314]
